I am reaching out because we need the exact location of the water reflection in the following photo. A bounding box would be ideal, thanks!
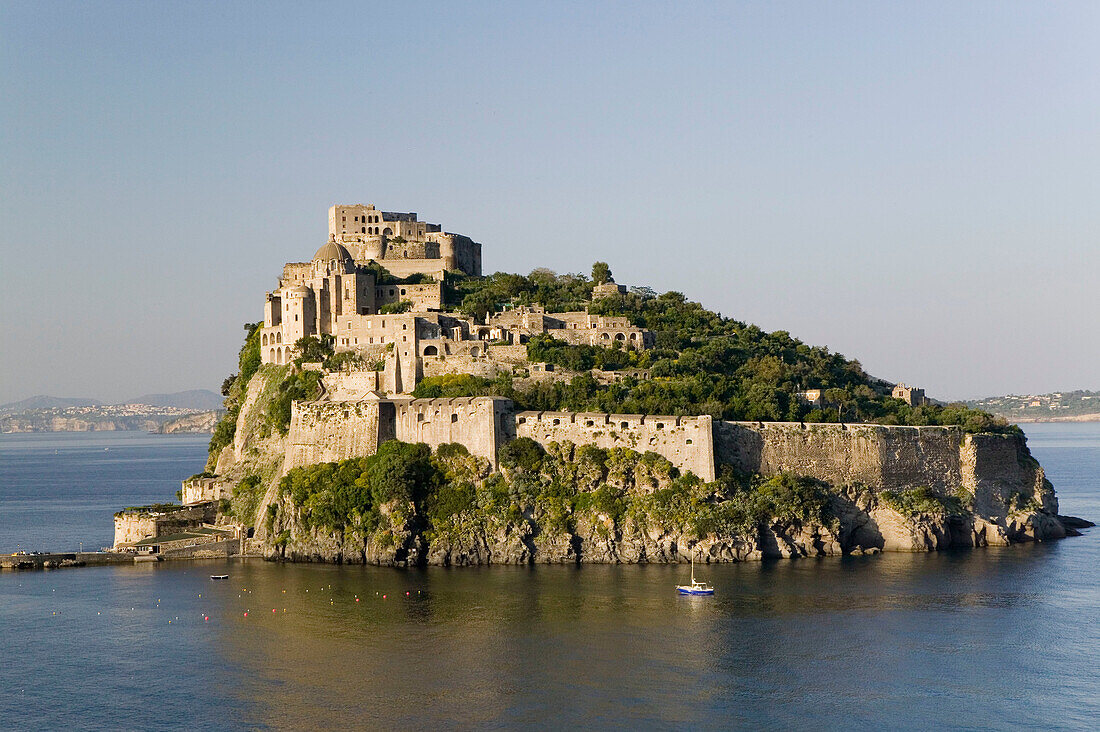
[187,541,1099,729]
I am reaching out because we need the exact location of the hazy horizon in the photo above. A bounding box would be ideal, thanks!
[3,2,1098,404]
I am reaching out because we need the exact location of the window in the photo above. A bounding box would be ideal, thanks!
[621,422,629,429]
[686,439,693,445]
[451,414,458,423]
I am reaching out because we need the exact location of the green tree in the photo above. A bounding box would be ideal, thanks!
[591,261,612,284]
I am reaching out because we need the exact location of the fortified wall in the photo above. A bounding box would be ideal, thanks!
[713,421,1048,511]
[515,411,715,481]
[281,399,1046,513]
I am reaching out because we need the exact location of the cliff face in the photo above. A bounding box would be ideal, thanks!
[156,411,222,433]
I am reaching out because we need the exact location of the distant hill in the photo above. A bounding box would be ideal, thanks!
[0,395,103,414]
[966,390,1100,422]
[125,389,223,410]
[1,389,223,416]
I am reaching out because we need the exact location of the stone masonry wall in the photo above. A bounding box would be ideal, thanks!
[516,411,716,481]
[394,397,511,467]
[712,421,1045,515]
[284,400,382,471]
[713,421,964,492]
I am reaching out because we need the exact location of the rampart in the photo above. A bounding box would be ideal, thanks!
[515,411,715,481]
[394,397,511,466]
[284,400,386,471]
[281,400,1043,511]
[713,421,1045,510]
[714,421,964,492]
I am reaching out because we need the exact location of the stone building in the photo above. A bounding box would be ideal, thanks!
[328,204,482,278]
[260,204,655,390]
[892,383,927,407]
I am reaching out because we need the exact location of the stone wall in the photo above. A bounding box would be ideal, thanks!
[515,411,716,481]
[394,397,511,466]
[284,400,383,470]
[181,477,227,505]
[711,421,1045,512]
[713,421,965,493]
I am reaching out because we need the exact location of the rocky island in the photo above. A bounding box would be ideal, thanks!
[114,202,1087,564]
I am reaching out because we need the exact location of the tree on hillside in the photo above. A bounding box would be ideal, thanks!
[591,261,612,284]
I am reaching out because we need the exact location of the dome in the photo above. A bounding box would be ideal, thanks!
[287,285,311,296]
[313,240,353,263]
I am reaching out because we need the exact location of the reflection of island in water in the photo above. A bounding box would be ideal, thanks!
[209,546,1071,729]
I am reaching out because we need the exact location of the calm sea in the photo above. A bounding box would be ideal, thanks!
[0,426,1097,731]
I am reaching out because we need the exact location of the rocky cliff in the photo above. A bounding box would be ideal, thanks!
[155,411,222,433]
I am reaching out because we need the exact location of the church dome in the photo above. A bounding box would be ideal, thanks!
[313,240,353,263]
[287,285,312,296]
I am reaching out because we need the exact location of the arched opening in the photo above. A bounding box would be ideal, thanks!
[275,332,282,344]
[630,332,638,340]
[269,348,275,363]
[423,345,438,356]
[262,333,268,345]
[275,348,282,365]
[615,333,626,341]
[620,421,629,429]
[601,333,610,340]
[361,227,366,233]
[469,346,480,357]
[383,227,393,236]
[450,414,458,423]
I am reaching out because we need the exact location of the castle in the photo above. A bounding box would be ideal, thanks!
[260,204,653,395]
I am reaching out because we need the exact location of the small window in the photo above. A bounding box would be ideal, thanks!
[585,420,594,427]
[552,419,560,426]
[451,414,458,423]
[656,423,664,430]
[686,439,693,445]
[343,411,349,419]
[518,417,526,424]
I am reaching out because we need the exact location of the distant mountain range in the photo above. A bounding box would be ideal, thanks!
[966,390,1100,422]
[0,389,222,415]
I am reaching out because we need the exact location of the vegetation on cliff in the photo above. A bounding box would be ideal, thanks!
[441,267,1017,434]
[268,438,841,564]
[207,322,262,466]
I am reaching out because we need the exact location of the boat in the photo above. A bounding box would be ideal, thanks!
[676,552,714,595]
[210,574,229,580]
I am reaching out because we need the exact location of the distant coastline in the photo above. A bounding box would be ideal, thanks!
[1012,413,1100,424]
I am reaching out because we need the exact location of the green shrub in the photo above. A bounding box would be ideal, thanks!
[880,487,964,517]
[498,437,545,472]
[267,369,323,434]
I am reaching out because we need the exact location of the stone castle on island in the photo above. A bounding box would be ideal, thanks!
[213,205,1035,509]
[128,200,1067,561]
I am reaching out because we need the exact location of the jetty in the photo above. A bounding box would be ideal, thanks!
[1,551,135,570]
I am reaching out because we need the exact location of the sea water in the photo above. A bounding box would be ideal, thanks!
[0,426,1097,730]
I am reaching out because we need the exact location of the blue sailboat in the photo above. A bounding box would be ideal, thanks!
[676,551,714,595]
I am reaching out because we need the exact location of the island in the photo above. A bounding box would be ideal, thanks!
[111,202,1087,565]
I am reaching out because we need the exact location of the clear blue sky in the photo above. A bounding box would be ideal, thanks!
[2,1,1098,404]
